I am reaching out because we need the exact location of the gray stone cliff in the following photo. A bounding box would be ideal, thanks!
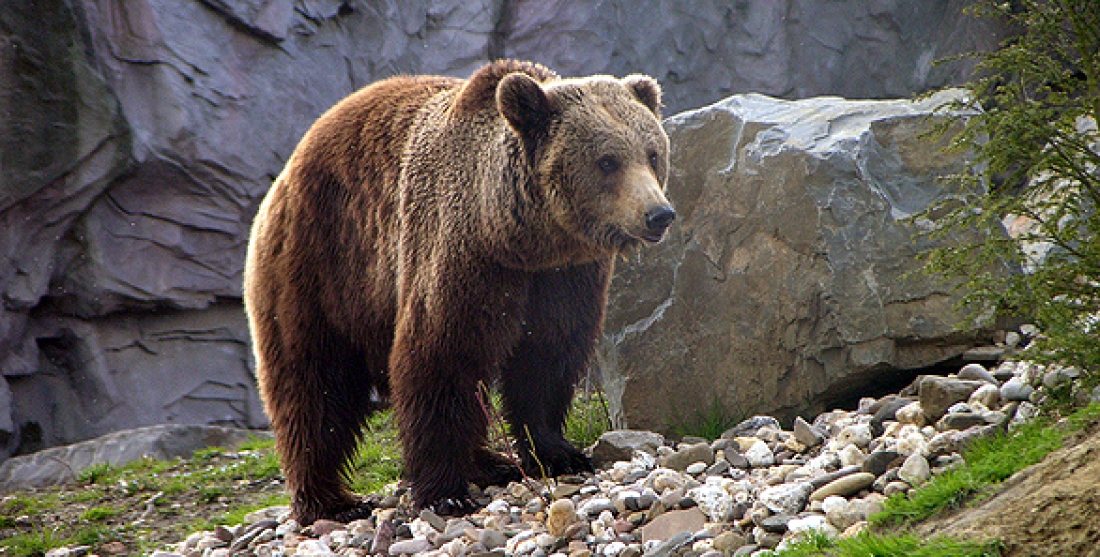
[0,0,1009,459]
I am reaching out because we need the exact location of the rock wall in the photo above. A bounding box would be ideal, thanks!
[0,0,1010,459]
[599,91,1000,433]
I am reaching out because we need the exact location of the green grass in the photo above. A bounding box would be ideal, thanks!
[774,530,1002,557]
[347,411,403,494]
[565,391,612,448]
[670,395,744,440]
[0,493,64,517]
[1,529,69,557]
[209,493,290,527]
[80,505,120,522]
[871,403,1100,528]
[77,463,114,484]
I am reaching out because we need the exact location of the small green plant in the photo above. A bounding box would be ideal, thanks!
[775,529,1002,557]
[69,525,115,546]
[191,446,224,462]
[0,529,67,557]
[565,390,612,447]
[77,463,114,485]
[80,505,120,522]
[197,486,226,504]
[670,395,744,441]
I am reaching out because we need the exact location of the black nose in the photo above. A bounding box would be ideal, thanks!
[646,205,676,233]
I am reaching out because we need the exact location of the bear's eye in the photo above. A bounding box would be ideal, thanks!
[648,151,661,170]
[597,156,619,175]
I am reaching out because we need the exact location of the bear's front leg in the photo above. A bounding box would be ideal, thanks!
[500,261,610,477]
[389,272,528,515]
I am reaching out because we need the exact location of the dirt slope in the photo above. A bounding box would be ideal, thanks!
[916,427,1100,556]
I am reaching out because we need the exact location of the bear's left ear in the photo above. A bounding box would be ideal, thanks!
[497,72,555,137]
[622,75,662,117]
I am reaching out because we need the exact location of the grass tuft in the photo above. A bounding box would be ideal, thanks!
[565,390,612,448]
[670,395,744,441]
[80,505,120,522]
[775,529,1002,557]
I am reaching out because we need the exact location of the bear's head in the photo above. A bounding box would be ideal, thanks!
[497,72,675,254]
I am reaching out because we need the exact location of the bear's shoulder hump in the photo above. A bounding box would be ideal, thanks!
[454,60,558,115]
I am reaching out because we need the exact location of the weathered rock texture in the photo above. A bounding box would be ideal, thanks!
[0,0,1010,459]
[599,91,997,433]
[0,424,269,492]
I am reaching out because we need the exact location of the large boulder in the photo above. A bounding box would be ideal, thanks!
[0,0,1011,459]
[598,91,1000,433]
[0,424,269,492]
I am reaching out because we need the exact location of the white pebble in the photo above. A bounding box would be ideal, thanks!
[744,441,775,467]
[687,485,734,522]
[838,444,865,467]
[485,500,510,514]
[898,453,931,486]
[836,424,873,449]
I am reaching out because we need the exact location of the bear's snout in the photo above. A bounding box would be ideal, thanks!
[645,205,676,238]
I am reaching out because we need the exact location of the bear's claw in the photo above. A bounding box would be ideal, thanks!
[329,500,376,524]
[428,496,481,517]
[469,449,524,487]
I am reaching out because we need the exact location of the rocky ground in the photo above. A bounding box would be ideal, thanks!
[74,355,1089,557]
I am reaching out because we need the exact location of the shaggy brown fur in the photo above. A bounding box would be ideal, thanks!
[244,59,674,523]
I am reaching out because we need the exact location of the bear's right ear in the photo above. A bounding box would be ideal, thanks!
[497,72,555,137]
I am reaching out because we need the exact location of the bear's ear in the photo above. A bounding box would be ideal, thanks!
[497,72,555,137]
[622,75,662,117]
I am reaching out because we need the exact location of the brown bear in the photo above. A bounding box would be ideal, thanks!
[244,59,675,524]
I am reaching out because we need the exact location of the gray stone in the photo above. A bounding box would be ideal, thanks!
[0,424,268,492]
[862,451,902,477]
[721,417,782,440]
[600,91,1002,432]
[659,442,715,472]
[936,412,987,431]
[808,465,864,490]
[898,453,931,486]
[639,509,706,543]
[969,384,1001,409]
[419,509,447,533]
[743,442,776,468]
[590,430,665,468]
[1001,379,1036,402]
[724,451,750,470]
[705,459,730,476]
[478,529,508,550]
[919,377,988,421]
[388,538,433,555]
[732,546,760,557]
[792,416,826,448]
[758,482,813,515]
[757,514,792,534]
[869,397,914,435]
[957,363,998,384]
